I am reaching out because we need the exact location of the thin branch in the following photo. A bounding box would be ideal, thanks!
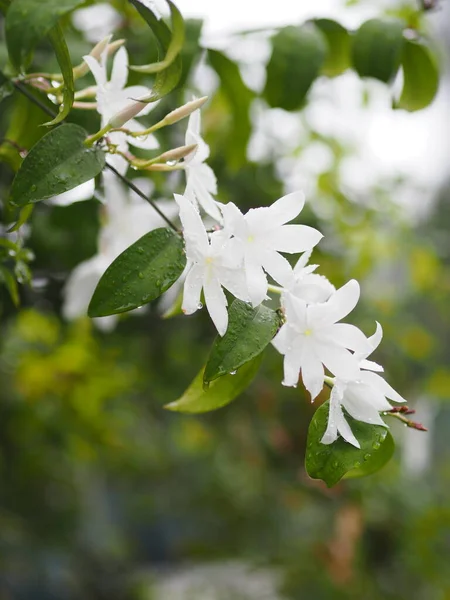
[10,81,179,233]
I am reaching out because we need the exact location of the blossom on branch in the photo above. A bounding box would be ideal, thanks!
[222,192,323,307]
[321,323,405,448]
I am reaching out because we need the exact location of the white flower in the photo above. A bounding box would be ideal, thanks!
[272,280,371,399]
[289,250,335,304]
[183,108,222,222]
[84,45,159,174]
[72,4,122,43]
[321,323,406,448]
[175,193,249,336]
[48,179,96,207]
[221,192,323,307]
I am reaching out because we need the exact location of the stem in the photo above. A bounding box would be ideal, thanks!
[11,81,180,234]
[268,284,284,295]
[104,163,179,233]
[383,411,428,431]
[84,123,112,146]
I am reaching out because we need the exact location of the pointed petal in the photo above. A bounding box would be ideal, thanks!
[49,179,95,206]
[368,321,383,352]
[83,55,106,86]
[221,201,248,239]
[204,275,228,336]
[322,383,360,448]
[342,387,388,427]
[182,263,204,315]
[360,359,384,372]
[301,350,324,401]
[310,279,360,327]
[283,293,307,330]
[314,341,361,380]
[244,255,268,307]
[111,46,128,91]
[219,267,250,303]
[294,249,313,273]
[267,191,305,226]
[282,336,305,387]
[272,324,290,354]
[175,193,209,260]
[265,224,323,253]
[327,323,372,353]
[360,371,405,404]
[185,166,221,222]
[261,249,294,288]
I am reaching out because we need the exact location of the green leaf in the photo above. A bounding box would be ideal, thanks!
[264,24,327,111]
[314,19,351,77]
[165,354,263,414]
[0,265,19,306]
[204,299,281,384]
[351,18,405,83]
[7,204,34,232]
[129,0,182,101]
[88,228,186,318]
[5,0,84,71]
[45,23,74,126]
[9,124,105,206]
[397,39,439,111]
[0,71,13,103]
[305,400,394,487]
[131,0,185,74]
[207,49,254,169]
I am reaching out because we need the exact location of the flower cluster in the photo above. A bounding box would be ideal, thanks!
[55,34,406,449]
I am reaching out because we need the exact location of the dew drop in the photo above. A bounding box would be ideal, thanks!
[197,302,203,309]
[372,441,381,450]
[364,453,371,461]
[138,272,144,279]
[230,370,237,375]
[31,184,37,192]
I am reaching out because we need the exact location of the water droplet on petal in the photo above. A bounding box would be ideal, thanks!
[197,302,203,309]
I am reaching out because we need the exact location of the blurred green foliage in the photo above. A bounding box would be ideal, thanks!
[0,0,450,598]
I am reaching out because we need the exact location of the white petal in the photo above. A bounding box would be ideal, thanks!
[282,337,305,387]
[342,388,388,427]
[314,341,361,380]
[327,323,371,353]
[221,202,248,240]
[271,324,290,354]
[62,255,109,320]
[300,349,324,401]
[219,267,250,303]
[310,279,360,327]
[204,275,228,336]
[185,165,221,222]
[266,191,305,227]
[360,371,405,404]
[182,263,204,314]
[283,293,307,331]
[321,383,360,448]
[293,249,313,273]
[111,46,128,91]
[244,255,268,307]
[185,110,210,163]
[346,380,392,412]
[360,359,384,372]
[175,193,209,260]
[264,224,323,254]
[123,85,158,116]
[368,321,383,352]
[261,249,294,288]
[83,55,106,87]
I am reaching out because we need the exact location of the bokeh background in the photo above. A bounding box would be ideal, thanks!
[1,0,450,598]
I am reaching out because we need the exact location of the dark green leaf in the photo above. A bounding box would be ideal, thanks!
[207,49,254,169]
[351,18,405,83]
[5,0,84,71]
[88,228,186,317]
[397,39,439,111]
[314,19,351,77]
[204,299,281,384]
[264,24,327,111]
[305,400,394,487]
[7,204,34,232]
[129,0,182,101]
[165,354,263,414]
[0,265,19,306]
[131,0,185,74]
[10,124,105,206]
[45,23,74,126]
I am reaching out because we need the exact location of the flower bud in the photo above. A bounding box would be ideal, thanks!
[158,143,198,163]
[108,97,148,128]
[163,96,208,126]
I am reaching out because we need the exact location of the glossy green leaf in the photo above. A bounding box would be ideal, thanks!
[131,0,185,74]
[397,39,439,111]
[305,400,394,487]
[207,49,254,169]
[5,0,84,71]
[204,299,281,384]
[165,354,263,414]
[9,124,105,206]
[88,228,186,318]
[314,19,351,77]
[264,24,327,111]
[129,0,182,101]
[351,18,405,83]
[45,24,74,126]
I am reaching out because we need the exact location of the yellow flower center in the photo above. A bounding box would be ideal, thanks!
[304,329,313,336]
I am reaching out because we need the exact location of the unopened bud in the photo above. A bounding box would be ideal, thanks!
[75,36,112,78]
[158,143,198,162]
[106,39,126,57]
[108,97,148,128]
[163,96,208,126]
